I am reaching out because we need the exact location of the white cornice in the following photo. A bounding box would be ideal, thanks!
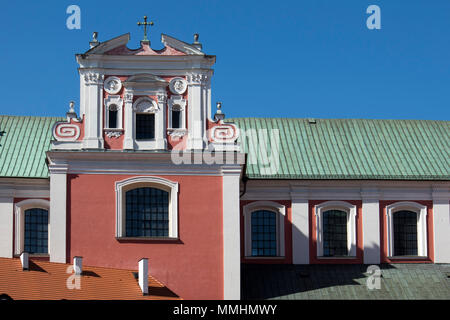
[0,178,49,198]
[242,179,449,201]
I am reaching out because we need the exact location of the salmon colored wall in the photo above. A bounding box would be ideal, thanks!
[379,200,434,263]
[66,174,224,300]
[240,200,293,264]
[309,200,364,264]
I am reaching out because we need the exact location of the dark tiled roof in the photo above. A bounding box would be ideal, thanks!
[0,258,180,300]
[242,263,450,300]
[227,118,450,180]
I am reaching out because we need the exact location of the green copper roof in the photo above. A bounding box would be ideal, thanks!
[0,116,63,179]
[242,264,450,300]
[227,118,450,180]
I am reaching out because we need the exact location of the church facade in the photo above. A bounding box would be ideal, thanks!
[0,31,449,300]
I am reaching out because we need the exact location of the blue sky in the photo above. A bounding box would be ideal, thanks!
[0,0,449,120]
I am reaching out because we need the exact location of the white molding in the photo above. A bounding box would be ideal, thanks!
[0,179,50,199]
[385,201,428,257]
[167,95,186,130]
[14,199,50,256]
[315,201,357,257]
[114,176,179,238]
[124,93,167,150]
[161,34,205,56]
[242,180,450,201]
[243,201,286,257]
[104,95,123,130]
[169,77,188,95]
[104,76,122,94]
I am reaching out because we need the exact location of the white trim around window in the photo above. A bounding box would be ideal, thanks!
[315,201,357,257]
[14,199,50,256]
[385,201,428,258]
[104,95,123,130]
[115,176,179,239]
[243,201,285,257]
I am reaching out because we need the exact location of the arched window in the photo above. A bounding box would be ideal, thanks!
[243,201,285,258]
[104,95,123,130]
[125,187,169,237]
[322,209,348,257]
[115,176,179,239]
[24,208,49,254]
[251,210,277,256]
[14,199,50,256]
[315,201,357,258]
[393,210,418,256]
[385,202,427,257]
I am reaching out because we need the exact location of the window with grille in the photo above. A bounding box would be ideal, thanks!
[171,110,181,129]
[136,113,155,140]
[322,209,348,257]
[125,187,169,237]
[108,106,118,128]
[24,208,48,254]
[251,210,277,256]
[393,210,418,256]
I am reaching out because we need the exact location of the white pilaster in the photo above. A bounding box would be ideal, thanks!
[290,187,309,264]
[222,165,242,300]
[361,189,381,264]
[123,90,134,150]
[82,72,104,149]
[186,73,208,150]
[432,188,450,263]
[49,164,68,263]
[0,197,13,258]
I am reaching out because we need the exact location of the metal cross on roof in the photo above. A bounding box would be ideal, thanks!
[137,16,154,42]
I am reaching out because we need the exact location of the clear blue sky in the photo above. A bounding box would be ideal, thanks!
[0,0,449,120]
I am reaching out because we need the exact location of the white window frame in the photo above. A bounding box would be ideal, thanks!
[385,201,428,258]
[167,95,186,130]
[132,96,164,150]
[115,176,179,239]
[14,199,50,256]
[104,95,123,130]
[315,201,357,257]
[243,201,285,258]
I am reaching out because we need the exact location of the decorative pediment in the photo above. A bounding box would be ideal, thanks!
[83,33,131,55]
[161,34,205,56]
[80,33,204,57]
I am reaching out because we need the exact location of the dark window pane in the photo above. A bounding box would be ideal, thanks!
[108,109,118,128]
[323,210,348,257]
[251,210,277,257]
[136,114,155,140]
[125,187,169,237]
[24,208,48,254]
[393,210,418,256]
[172,110,181,129]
